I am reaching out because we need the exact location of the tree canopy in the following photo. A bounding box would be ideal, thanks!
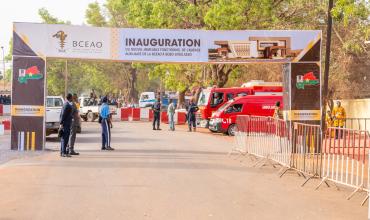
[4,0,370,99]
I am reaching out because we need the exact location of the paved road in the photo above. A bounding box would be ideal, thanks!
[0,122,367,220]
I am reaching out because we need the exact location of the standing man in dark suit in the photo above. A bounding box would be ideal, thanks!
[152,97,161,130]
[59,93,73,157]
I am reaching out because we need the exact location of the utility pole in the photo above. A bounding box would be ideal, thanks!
[1,46,5,91]
[65,60,68,98]
[321,0,334,131]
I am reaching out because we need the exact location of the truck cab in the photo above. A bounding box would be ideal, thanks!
[209,95,283,136]
[139,92,156,108]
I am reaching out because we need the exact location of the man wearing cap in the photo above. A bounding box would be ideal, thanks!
[100,96,114,150]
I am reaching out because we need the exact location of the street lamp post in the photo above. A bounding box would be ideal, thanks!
[1,46,5,91]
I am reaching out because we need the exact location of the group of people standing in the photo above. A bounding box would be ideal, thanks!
[59,94,114,157]
[152,98,199,132]
[326,101,346,139]
[59,93,81,157]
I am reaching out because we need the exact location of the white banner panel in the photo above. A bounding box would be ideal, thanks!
[119,28,207,62]
[14,22,321,63]
[45,24,111,59]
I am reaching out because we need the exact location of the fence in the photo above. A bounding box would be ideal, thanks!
[290,123,322,185]
[232,116,291,168]
[345,118,370,132]
[120,107,187,124]
[233,115,370,205]
[319,127,370,204]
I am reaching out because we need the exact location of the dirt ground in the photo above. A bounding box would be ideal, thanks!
[0,122,367,220]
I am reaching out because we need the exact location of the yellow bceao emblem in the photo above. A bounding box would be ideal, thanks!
[53,31,68,52]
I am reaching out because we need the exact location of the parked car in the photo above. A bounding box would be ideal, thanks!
[209,95,283,136]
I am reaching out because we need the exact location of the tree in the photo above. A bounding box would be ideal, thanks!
[86,3,107,27]
[38,8,71,24]
[85,1,141,102]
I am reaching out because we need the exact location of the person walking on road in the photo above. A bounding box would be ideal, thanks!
[100,96,114,151]
[59,93,73,157]
[152,97,161,130]
[187,99,199,132]
[68,93,80,155]
[167,99,176,131]
[332,101,346,139]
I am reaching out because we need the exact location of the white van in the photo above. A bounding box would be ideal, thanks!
[139,92,156,108]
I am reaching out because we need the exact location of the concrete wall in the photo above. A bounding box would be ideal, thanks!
[338,99,370,118]
[337,99,370,131]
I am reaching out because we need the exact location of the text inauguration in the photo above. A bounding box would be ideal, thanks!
[125,38,201,47]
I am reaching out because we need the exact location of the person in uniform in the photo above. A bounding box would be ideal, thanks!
[332,101,346,139]
[273,101,283,119]
[187,99,199,132]
[152,97,161,130]
[59,93,73,157]
[68,93,80,155]
[100,96,114,150]
[167,99,176,131]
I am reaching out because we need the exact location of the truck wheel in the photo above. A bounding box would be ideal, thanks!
[227,124,236,136]
[87,112,94,122]
[92,113,98,122]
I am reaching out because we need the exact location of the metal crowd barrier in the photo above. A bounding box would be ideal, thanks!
[289,123,322,186]
[231,116,291,168]
[345,118,370,132]
[232,115,370,205]
[318,127,370,204]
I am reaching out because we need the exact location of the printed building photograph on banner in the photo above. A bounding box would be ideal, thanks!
[208,37,302,62]
[207,31,321,63]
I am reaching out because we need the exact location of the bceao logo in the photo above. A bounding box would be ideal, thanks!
[52,31,68,53]
[18,66,43,84]
[52,30,104,54]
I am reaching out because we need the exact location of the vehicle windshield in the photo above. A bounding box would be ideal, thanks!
[47,98,63,107]
[198,89,210,106]
[217,99,234,113]
[140,94,149,101]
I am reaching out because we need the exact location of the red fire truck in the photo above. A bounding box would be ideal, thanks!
[209,95,283,136]
[197,81,282,127]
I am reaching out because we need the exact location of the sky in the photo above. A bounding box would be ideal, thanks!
[0,0,105,58]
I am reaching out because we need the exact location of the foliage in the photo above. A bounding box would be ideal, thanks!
[7,1,369,99]
[38,8,71,24]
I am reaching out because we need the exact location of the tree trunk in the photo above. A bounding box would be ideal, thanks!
[208,64,236,88]
[194,87,202,105]
[177,89,187,109]
[128,66,138,103]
